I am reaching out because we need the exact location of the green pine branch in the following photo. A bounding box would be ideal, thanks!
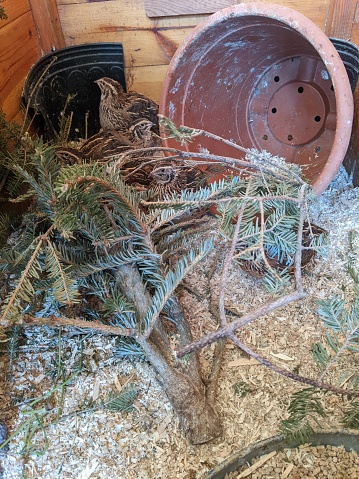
[279,388,326,443]
[143,239,214,333]
[1,231,49,321]
[342,400,359,429]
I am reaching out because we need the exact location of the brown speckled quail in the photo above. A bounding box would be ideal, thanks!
[121,160,202,200]
[80,119,160,161]
[148,164,190,199]
[95,77,159,133]
[54,146,86,166]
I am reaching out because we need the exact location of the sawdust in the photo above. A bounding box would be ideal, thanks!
[1,167,359,478]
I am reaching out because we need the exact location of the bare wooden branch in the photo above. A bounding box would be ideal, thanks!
[218,185,248,327]
[0,314,135,337]
[175,289,306,358]
[229,334,359,398]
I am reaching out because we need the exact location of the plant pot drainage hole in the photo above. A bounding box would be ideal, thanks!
[267,81,327,145]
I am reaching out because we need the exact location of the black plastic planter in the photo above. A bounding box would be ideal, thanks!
[330,37,359,187]
[205,431,359,479]
[330,37,359,93]
[22,43,126,141]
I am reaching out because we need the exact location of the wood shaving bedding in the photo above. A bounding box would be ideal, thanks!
[1,167,359,478]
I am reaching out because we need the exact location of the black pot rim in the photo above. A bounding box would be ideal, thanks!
[204,430,359,479]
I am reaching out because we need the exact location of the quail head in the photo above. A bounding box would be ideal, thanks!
[148,164,187,199]
[128,119,161,148]
[122,161,200,200]
[54,146,85,166]
[95,77,159,133]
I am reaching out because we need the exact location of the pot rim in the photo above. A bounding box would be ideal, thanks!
[203,429,359,479]
[160,2,354,195]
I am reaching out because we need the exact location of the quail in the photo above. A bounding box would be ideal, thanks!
[80,119,160,161]
[54,146,86,166]
[95,77,159,133]
[80,129,133,161]
[148,164,191,199]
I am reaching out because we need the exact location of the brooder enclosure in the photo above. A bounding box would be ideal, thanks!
[1,1,359,478]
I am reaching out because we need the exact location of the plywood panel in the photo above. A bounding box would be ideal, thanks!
[0,11,41,120]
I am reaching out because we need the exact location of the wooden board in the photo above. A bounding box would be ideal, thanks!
[56,0,332,100]
[1,0,31,27]
[144,0,236,18]
[325,0,358,39]
[125,64,168,101]
[28,0,65,54]
[57,26,194,67]
[0,10,42,120]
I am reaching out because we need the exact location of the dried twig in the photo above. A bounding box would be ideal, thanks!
[229,334,359,398]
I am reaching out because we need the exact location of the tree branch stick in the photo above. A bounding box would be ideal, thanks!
[229,334,359,398]
[176,289,306,358]
[218,190,248,327]
[0,314,135,337]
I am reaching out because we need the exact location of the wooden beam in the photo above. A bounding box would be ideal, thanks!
[28,0,65,54]
[144,0,235,18]
[0,10,42,121]
[325,0,358,39]
[0,0,31,27]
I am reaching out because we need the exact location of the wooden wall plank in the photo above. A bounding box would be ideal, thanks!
[125,65,168,101]
[241,0,330,30]
[0,10,42,120]
[59,28,193,67]
[0,0,31,27]
[144,0,235,18]
[325,0,358,39]
[347,1,359,43]
[56,0,332,100]
[57,0,208,31]
[28,0,65,53]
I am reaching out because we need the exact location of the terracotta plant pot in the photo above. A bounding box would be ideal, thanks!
[159,3,354,195]
[204,430,359,478]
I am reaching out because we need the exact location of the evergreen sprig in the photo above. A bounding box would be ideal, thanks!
[282,232,359,442]
[342,400,359,429]
[143,239,214,332]
[279,388,326,443]
[102,384,137,412]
